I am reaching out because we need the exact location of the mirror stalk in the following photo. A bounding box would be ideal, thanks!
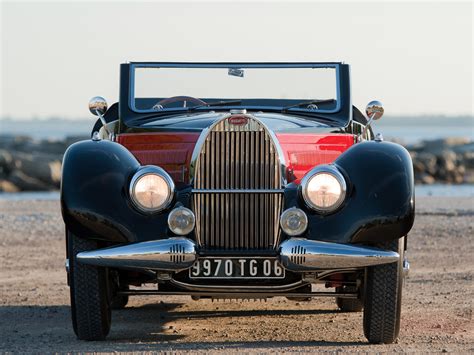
[95,109,111,136]
[360,114,375,141]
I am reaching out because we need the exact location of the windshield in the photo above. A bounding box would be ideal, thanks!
[130,63,341,114]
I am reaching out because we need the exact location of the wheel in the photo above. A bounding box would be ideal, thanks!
[363,238,404,344]
[336,286,364,312]
[68,231,111,340]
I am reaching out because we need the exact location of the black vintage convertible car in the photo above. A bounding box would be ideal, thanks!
[62,62,414,343]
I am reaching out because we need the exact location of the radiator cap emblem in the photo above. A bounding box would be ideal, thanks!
[228,114,249,126]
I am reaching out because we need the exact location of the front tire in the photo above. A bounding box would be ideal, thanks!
[68,231,111,340]
[363,238,404,344]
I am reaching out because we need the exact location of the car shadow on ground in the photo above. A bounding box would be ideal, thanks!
[0,303,367,351]
[126,301,342,320]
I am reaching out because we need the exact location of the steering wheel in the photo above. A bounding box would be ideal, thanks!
[153,96,207,110]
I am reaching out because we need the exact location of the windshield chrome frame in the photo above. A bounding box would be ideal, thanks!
[128,62,342,115]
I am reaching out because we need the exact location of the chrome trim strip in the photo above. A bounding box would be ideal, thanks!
[189,126,214,182]
[170,279,306,293]
[192,189,285,194]
[131,62,342,68]
[258,118,288,187]
[77,238,196,271]
[279,238,400,271]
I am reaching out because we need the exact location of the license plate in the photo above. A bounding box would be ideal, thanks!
[189,257,285,279]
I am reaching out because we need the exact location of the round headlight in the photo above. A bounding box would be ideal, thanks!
[130,166,174,213]
[168,207,195,235]
[301,165,347,213]
[280,208,308,236]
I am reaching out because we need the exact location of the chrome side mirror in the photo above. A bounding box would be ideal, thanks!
[89,96,108,116]
[365,100,384,121]
[360,100,384,141]
[89,96,110,136]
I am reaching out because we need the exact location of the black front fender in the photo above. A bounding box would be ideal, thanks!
[284,140,415,244]
[61,140,191,243]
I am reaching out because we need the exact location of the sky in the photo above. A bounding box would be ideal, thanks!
[1,0,473,120]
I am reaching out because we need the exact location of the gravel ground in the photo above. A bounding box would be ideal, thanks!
[0,196,473,353]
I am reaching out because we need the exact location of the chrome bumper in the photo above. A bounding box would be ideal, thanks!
[76,236,399,273]
[279,238,400,271]
[77,237,196,271]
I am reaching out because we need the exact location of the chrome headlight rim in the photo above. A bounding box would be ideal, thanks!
[129,165,175,214]
[301,165,347,214]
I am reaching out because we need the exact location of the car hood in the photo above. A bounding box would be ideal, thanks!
[119,111,354,183]
[132,111,346,134]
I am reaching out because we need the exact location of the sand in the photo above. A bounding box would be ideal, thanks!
[0,196,473,352]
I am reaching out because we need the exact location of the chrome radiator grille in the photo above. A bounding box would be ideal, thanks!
[192,116,283,250]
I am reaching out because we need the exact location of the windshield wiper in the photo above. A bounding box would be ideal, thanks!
[186,100,242,113]
[281,99,336,113]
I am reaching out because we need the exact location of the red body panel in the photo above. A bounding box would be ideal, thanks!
[117,133,200,182]
[275,133,355,181]
[118,132,354,183]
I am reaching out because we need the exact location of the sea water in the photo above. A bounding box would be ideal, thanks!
[1,116,473,144]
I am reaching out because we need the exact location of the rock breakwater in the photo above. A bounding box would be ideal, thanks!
[0,135,472,192]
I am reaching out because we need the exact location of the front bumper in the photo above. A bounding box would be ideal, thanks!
[76,237,399,272]
[279,238,399,270]
[77,237,197,271]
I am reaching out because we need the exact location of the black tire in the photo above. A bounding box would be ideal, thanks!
[68,231,111,340]
[336,286,364,312]
[363,238,404,344]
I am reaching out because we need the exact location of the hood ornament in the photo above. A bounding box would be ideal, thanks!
[228,114,249,126]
